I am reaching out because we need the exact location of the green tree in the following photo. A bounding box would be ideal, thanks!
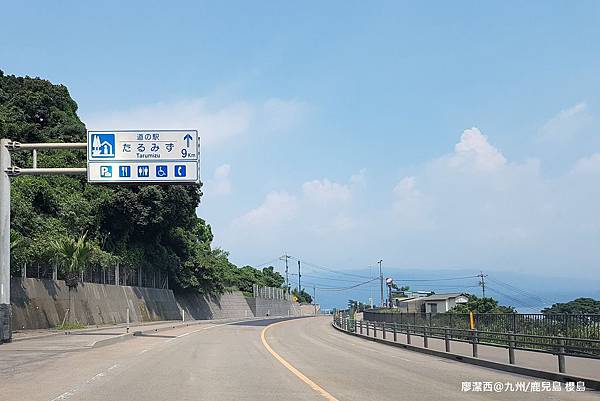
[450,295,516,314]
[292,288,313,304]
[261,266,285,288]
[50,233,93,323]
[1,70,283,297]
[542,298,600,314]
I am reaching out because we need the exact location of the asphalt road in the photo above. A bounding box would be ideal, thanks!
[1,316,598,401]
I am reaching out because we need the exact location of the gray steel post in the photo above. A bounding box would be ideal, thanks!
[472,330,478,358]
[359,320,363,334]
[423,327,428,348]
[382,323,386,339]
[508,332,515,364]
[444,328,450,352]
[366,322,370,336]
[406,324,411,344]
[0,139,12,342]
[558,337,566,373]
[373,322,377,337]
[393,323,397,342]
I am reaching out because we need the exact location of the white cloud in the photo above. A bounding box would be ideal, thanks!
[302,179,352,205]
[219,125,600,279]
[539,102,592,142]
[572,153,600,175]
[392,176,434,229]
[448,127,506,171]
[232,191,298,229]
[210,164,232,195]
[82,97,307,146]
[226,171,364,249]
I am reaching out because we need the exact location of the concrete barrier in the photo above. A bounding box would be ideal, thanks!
[11,278,181,329]
[11,277,303,330]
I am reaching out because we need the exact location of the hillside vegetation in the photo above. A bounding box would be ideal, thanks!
[0,70,283,294]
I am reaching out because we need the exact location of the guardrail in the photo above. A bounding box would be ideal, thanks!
[363,310,600,340]
[333,316,600,374]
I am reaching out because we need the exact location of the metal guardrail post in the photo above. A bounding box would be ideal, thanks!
[444,328,450,352]
[359,321,363,334]
[423,326,428,348]
[471,330,478,358]
[508,332,515,364]
[558,337,566,373]
[406,324,411,344]
[382,322,386,339]
[366,322,370,336]
[373,322,377,338]
[393,323,397,342]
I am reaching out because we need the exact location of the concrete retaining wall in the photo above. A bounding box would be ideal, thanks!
[11,278,181,330]
[247,297,298,317]
[176,291,255,320]
[10,278,302,330]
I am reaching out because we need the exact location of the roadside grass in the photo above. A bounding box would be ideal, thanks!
[55,322,86,330]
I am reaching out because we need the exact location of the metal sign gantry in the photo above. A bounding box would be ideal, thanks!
[0,130,200,343]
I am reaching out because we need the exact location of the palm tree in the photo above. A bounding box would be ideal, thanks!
[50,233,93,323]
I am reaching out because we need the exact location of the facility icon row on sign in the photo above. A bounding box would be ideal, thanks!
[99,165,187,178]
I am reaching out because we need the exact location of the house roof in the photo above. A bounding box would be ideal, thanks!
[397,297,424,303]
[422,293,468,301]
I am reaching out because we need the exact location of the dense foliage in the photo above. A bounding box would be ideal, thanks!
[542,298,600,314]
[292,288,313,304]
[449,295,516,313]
[1,70,283,295]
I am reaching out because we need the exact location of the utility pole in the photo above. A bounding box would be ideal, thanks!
[479,271,487,298]
[298,260,301,295]
[313,285,316,316]
[378,259,384,308]
[280,253,291,293]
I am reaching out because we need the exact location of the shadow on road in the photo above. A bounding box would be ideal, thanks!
[229,317,305,327]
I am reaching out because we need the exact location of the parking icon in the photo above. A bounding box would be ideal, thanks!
[100,166,113,177]
[174,165,187,177]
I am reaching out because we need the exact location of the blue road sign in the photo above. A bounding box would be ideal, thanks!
[119,165,131,177]
[90,133,116,159]
[100,166,113,177]
[137,165,150,177]
[87,130,199,183]
[174,165,187,177]
[156,165,168,178]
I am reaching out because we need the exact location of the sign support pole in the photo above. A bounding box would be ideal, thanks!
[0,139,12,342]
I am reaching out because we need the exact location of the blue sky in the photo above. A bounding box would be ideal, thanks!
[3,1,600,304]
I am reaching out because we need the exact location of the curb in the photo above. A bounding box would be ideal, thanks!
[11,320,184,343]
[331,323,600,391]
[90,316,296,348]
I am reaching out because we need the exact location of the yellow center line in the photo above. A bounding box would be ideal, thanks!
[261,319,340,401]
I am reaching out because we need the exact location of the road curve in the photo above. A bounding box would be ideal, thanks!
[1,316,598,401]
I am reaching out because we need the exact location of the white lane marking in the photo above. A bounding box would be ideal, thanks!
[138,349,148,355]
[49,364,119,401]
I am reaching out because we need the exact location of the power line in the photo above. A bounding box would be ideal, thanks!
[287,256,372,279]
[485,285,544,310]
[487,276,552,306]
[313,277,379,292]
[288,272,371,283]
[393,275,479,282]
[254,256,284,268]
